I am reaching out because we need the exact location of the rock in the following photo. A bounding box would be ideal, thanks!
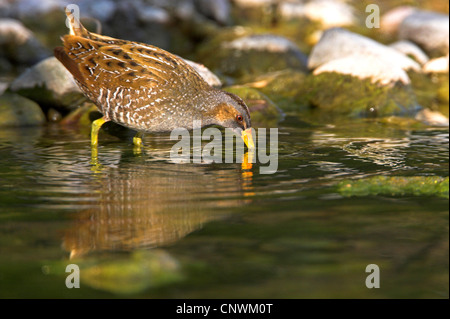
[0,56,12,73]
[60,103,98,127]
[338,176,449,199]
[8,1,69,49]
[12,0,66,18]
[308,28,420,85]
[232,0,274,7]
[184,59,222,87]
[0,92,46,127]
[201,33,308,81]
[313,54,411,85]
[137,5,171,24]
[0,81,7,95]
[232,68,422,122]
[47,107,63,122]
[423,55,449,74]
[415,108,449,127]
[74,250,182,294]
[9,57,86,112]
[0,18,49,66]
[408,70,449,118]
[224,85,283,127]
[224,34,304,56]
[309,28,420,71]
[280,0,357,28]
[296,72,420,119]
[76,0,117,22]
[381,6,417,34]
[248,69,309,112]
[399,10,449,56]
[0,19,32,44]
[389,40,429,65]
[194,0,230,25]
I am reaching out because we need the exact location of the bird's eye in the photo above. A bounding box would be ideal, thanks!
[236,114,243,122]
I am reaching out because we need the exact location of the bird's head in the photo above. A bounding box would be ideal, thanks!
[206,90,254,149]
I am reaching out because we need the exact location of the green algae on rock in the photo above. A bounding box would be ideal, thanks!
[337,176,449,199]
[0,92,45,127]
[408,71,449,118]
[304,72,421,117]
[49,250,182,295]
[254,70,421,119]
[250,69,310,113]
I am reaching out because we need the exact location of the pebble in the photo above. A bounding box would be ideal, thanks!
[399,10,449,56]
[280,0,357,28]
[313,54,411,85]
[0,18,49,65]
[0,92,46,127]
[389,40,429,65]
[308,28,420,84]
[224,34,307,66]
[381,6,417,34]
[423,55,449,74]
[232,0,274,7]
[415,108,449,127]
[195,0,230,25]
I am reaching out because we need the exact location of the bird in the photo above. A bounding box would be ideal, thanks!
[54,9,254,150]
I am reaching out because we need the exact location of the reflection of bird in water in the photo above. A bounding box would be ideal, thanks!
[64,160,253,259]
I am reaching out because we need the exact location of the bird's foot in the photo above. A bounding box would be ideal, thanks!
[91,117,107,147]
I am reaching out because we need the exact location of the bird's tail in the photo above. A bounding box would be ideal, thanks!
[65,6,90,38]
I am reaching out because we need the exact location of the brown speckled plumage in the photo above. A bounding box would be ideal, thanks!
[55,10,253,147]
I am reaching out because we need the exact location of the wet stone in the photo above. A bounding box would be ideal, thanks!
[399,10,449,57]
[0,18,49,67]
[0,92,46,127]
[389,40,429,65]
[9,57,86,112]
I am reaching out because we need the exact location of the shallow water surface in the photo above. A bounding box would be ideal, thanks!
[0,117,448,298]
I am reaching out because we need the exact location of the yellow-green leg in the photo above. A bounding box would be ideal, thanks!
[133,132,144,147]
[132,132,144,155]
[91,117,108,147]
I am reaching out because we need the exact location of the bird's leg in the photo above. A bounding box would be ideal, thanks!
[133,132,144,147]
[90,117,108,167]
[91,117,108,147]
[132,132,145,155]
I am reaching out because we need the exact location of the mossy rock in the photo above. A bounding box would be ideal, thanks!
[50,250,182,295]
[224,86,283,127]
[0,93,46,127]
[81,250,182,295]
[197,30,307,83]
[251,70,422,121]
[252,69,310,112]
[59,103,98,127]
[337,176,449,199]
[408,71,449,118]
[305,72,420,117]
[229,3,321,52]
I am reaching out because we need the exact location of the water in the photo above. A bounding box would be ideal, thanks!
[0,117,448,298]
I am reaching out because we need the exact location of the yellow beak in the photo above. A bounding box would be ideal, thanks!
[241,128,255,149]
